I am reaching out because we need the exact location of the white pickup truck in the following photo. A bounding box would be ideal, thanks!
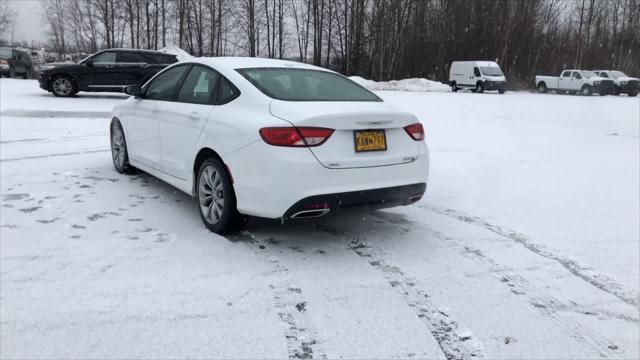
[593,70,639,96]
[535,70,614,96]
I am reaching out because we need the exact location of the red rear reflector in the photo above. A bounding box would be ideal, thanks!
[404,123,425,141]
[259,127,334,147]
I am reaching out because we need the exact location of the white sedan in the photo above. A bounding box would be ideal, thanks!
[110,57,429,234]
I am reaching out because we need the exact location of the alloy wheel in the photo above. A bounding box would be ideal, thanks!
[199,165,225,225]
[53,78,73,96]
[111,125,126,169]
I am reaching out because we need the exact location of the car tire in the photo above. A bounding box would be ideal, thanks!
[110,119,135,174]
[9,67,15,78]
[628,89,638,97]
[581,85,592,96]
[451,82,458,92]
[476,82,484,94]
[498,88,506,94]
[537,82,547,94]
[51,75,77,97]
[196,157,247,234]
[613,86,621,96]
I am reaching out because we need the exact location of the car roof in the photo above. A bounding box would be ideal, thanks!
[101,48,176,55]
[189,56,332,73]
[451,60,499,66]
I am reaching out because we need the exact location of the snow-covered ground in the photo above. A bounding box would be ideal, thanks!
[1,78,638,359]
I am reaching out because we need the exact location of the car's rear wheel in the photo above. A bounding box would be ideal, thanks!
[498,88,506,94]
[451,82,458,92]
[537,82,547,93]
[196,158,247,234]
[51,75,77,97]
[110,119,135,174]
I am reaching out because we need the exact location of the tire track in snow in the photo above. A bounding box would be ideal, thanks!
[227,231,327,359]
[371,211,628,358]
[424,205,639,311]
[442,236,624,357]
[316,224,484,360]
[0,148,109,162]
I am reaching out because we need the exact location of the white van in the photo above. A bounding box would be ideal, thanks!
[449,61,507,94]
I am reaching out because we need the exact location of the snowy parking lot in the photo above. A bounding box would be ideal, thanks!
[1,78,638,359]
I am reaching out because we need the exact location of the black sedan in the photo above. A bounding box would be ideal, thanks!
[38,49,178,97]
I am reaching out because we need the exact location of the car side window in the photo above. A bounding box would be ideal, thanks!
[218,78,240,105]
[177,66,220,105]
[92,52,117,64]
[145,65,189,101]
[572,72,582,79]
[473,67,481,77]
[145,54,162,64]
[562,71,571,78]
[118,52,146,63]
[599,72,609,78]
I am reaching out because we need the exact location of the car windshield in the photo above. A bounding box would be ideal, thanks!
[480,66,504,76]
[0,48,12,59]
[581,71,598,78]
[237,67,381,102]
[79,53,95,64]
[611,71,628,79]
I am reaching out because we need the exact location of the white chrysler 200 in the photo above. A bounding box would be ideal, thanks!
[110,57,429,234]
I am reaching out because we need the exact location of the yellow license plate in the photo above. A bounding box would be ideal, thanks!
[354,130,387,152]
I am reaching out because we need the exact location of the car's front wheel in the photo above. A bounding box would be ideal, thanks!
[196,157,247,234]
[475,82,484,93]
[51,75,77,97]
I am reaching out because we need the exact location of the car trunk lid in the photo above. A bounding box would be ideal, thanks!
[269,100,421,169]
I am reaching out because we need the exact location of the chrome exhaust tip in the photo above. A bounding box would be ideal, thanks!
[290,208,331,219]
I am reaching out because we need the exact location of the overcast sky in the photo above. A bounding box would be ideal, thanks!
[5,0,48,45]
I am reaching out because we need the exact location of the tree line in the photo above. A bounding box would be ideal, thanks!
[40,0,640,86]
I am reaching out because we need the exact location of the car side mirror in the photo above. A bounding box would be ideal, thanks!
[124,85,142,98]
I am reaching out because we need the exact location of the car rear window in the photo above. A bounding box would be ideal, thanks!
[236,67,381,102]
[147,54,178,64]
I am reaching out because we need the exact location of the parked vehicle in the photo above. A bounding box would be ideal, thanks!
[449,61,507,94]
[0,47,35,79]
[110,57,429,234]
[535,70,614,96]
[593,70,639,96]
[38,48,178,97]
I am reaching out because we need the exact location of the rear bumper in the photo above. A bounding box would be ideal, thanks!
[283,183,426,218]
[225,140,430,219]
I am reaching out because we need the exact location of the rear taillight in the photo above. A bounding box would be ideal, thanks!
[404,123,425,141]
[259,127,334,147]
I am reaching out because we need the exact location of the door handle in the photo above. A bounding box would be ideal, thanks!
[189,112,200,120]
